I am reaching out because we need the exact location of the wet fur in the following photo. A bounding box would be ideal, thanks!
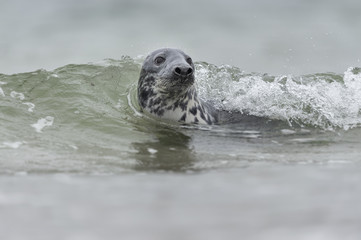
[138,70,218,124]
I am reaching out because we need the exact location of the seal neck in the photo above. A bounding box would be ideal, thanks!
[158,86,195,100]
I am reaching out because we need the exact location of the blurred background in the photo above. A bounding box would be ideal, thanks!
[1,1,361,239]
[1,0,360,75]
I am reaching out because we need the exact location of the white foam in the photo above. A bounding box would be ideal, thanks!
[147,148,158,154]
[10,91,25,100]
[31,116,54,133]
[115,99,122,109]
[2,141,23,149]
[290,138,316,143]
[127,89,143,117]
[281,129,296,135]
[0,82,7,97]
[69,145,78,150]
[196,63,361,130]
[22,102,35,112]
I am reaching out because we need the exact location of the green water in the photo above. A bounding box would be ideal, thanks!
[1,58,361,240]
[2,0,361,239]
[1,58,360,174]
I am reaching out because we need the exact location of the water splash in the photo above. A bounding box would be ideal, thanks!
[0,81,7,97]
[196,63,361,130]
[31,116,54,133]
[10,91,25,100]
[23,102,35,112]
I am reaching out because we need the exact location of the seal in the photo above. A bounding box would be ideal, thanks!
[138,48,218,125]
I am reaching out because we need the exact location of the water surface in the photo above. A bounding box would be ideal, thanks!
[1,0,361,239]
[1,58,361,239]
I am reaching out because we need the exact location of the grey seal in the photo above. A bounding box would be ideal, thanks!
[138,48,218,125]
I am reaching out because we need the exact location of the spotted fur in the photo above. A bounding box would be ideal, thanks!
[137,48,218,125]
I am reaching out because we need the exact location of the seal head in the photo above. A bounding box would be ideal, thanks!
[138,48,218,124]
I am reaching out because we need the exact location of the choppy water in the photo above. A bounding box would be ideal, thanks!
[1,57,361,239]
[2,58,361,172]
[2,0,361,239]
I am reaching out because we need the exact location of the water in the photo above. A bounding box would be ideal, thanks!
[1,0,361,239]
[2,58,361,239]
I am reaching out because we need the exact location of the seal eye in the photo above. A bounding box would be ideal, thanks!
[186,57,193,65]
[154,56,165,65]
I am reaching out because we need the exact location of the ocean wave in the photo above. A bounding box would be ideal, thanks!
[196,63,361,130]
[1,58,360,131]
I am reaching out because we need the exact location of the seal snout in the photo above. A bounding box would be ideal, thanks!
[173,66,193,78]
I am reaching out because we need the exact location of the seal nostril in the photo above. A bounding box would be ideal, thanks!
[174,67,181,76]
[174,67,193,76]
[187,68,193,75]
